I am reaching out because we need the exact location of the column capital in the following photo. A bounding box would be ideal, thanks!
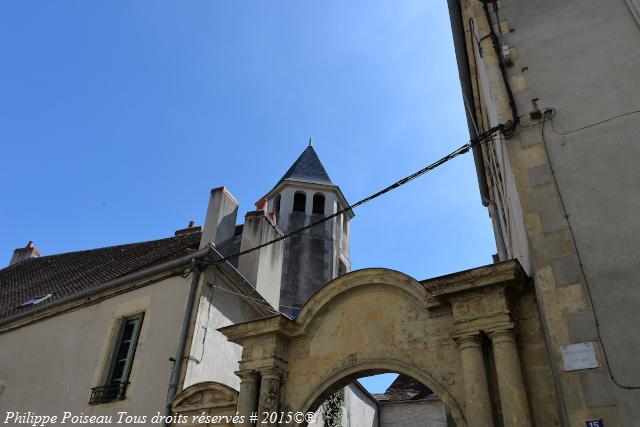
[488,327,516,345]
[259,366,284,379]
[235,369,258,382]
[453,333,483,350]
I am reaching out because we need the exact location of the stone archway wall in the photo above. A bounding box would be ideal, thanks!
[283,269,465,424]
[221,261,560,427]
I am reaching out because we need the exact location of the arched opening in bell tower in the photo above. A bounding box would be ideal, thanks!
[293,191,307,212]
[312,193,325,215]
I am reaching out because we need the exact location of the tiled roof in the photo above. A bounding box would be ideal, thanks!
[277,145,333,186]
[0,232,201,321]
[372,374,435,402]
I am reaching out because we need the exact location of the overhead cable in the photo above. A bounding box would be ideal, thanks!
[210,127,503,268]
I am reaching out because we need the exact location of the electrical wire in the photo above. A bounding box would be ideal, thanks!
[480,0,519,133]
[209,130,503,268]
[208,284,280,316]
[516,107,640,137]
[549,108,640,136]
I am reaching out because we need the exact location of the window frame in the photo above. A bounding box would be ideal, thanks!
[90,312,144,405]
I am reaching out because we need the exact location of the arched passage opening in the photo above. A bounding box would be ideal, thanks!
[304,365,457,427]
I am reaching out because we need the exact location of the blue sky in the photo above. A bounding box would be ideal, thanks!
[0,1,495,393]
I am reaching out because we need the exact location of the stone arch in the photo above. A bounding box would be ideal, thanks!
[170,381,238,425]
[294,268,427,332]
[298,357,465,426]
[279,269,464,425]
[221,261,540,427]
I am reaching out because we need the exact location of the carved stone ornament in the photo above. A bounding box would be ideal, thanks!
[259,377,280,414]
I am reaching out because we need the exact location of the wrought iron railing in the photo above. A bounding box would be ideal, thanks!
[89,382,129,405]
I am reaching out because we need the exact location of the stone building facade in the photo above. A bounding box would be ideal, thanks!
[447,0,640,425]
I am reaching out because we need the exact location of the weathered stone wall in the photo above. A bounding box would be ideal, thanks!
[456,0,640,424]
[280,210,333,310]
[222,265,559,427]
[282,281,464,420]
[272,182,350,313]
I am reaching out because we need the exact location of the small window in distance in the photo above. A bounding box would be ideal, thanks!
[293,191,306,212]
[274,194,281,216]
[90,313,144,405]
[312,193,325,214]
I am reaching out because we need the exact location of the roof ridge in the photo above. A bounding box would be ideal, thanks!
[1,232,201,269]
[0,231,203,320]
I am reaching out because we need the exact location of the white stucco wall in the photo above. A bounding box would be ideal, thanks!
[309,384,378,427]
[343,384,378,427]
[0,275,190,419]
[183,266,266,391]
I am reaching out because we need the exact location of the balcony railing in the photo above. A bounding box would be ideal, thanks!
[89,382,129,405]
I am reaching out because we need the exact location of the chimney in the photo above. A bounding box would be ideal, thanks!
[10,241,41,266]
[200,187,239,249]
[255,198,268,213]
[175,220,202,236]
[237,211,284,309]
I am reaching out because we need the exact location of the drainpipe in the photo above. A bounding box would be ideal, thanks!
[447,0,491,204]
[164,258,202,424]
[487,200,508,260]
[447,0,508,261]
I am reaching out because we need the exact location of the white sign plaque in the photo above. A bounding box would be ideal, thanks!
[561,342,599,371]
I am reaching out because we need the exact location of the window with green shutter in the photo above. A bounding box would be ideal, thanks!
[89,313,144,405]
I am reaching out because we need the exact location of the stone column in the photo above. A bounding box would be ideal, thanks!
[457,334,494,427]
[490,328,532,427]
[257,368,282,427]
[236,370,259,426]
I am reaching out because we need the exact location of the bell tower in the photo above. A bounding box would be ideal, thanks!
[261,142,354,315]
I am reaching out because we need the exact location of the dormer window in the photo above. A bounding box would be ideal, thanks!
[312,193,325,214]
[19,294,52,307]
[293,192,306,212]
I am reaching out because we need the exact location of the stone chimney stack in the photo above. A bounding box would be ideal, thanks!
[200,187,239,249]
[9,241,41,266]
[237,211,283,309]
[175,220,202,236]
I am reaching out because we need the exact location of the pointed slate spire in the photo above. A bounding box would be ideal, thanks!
[277,144,333,185]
